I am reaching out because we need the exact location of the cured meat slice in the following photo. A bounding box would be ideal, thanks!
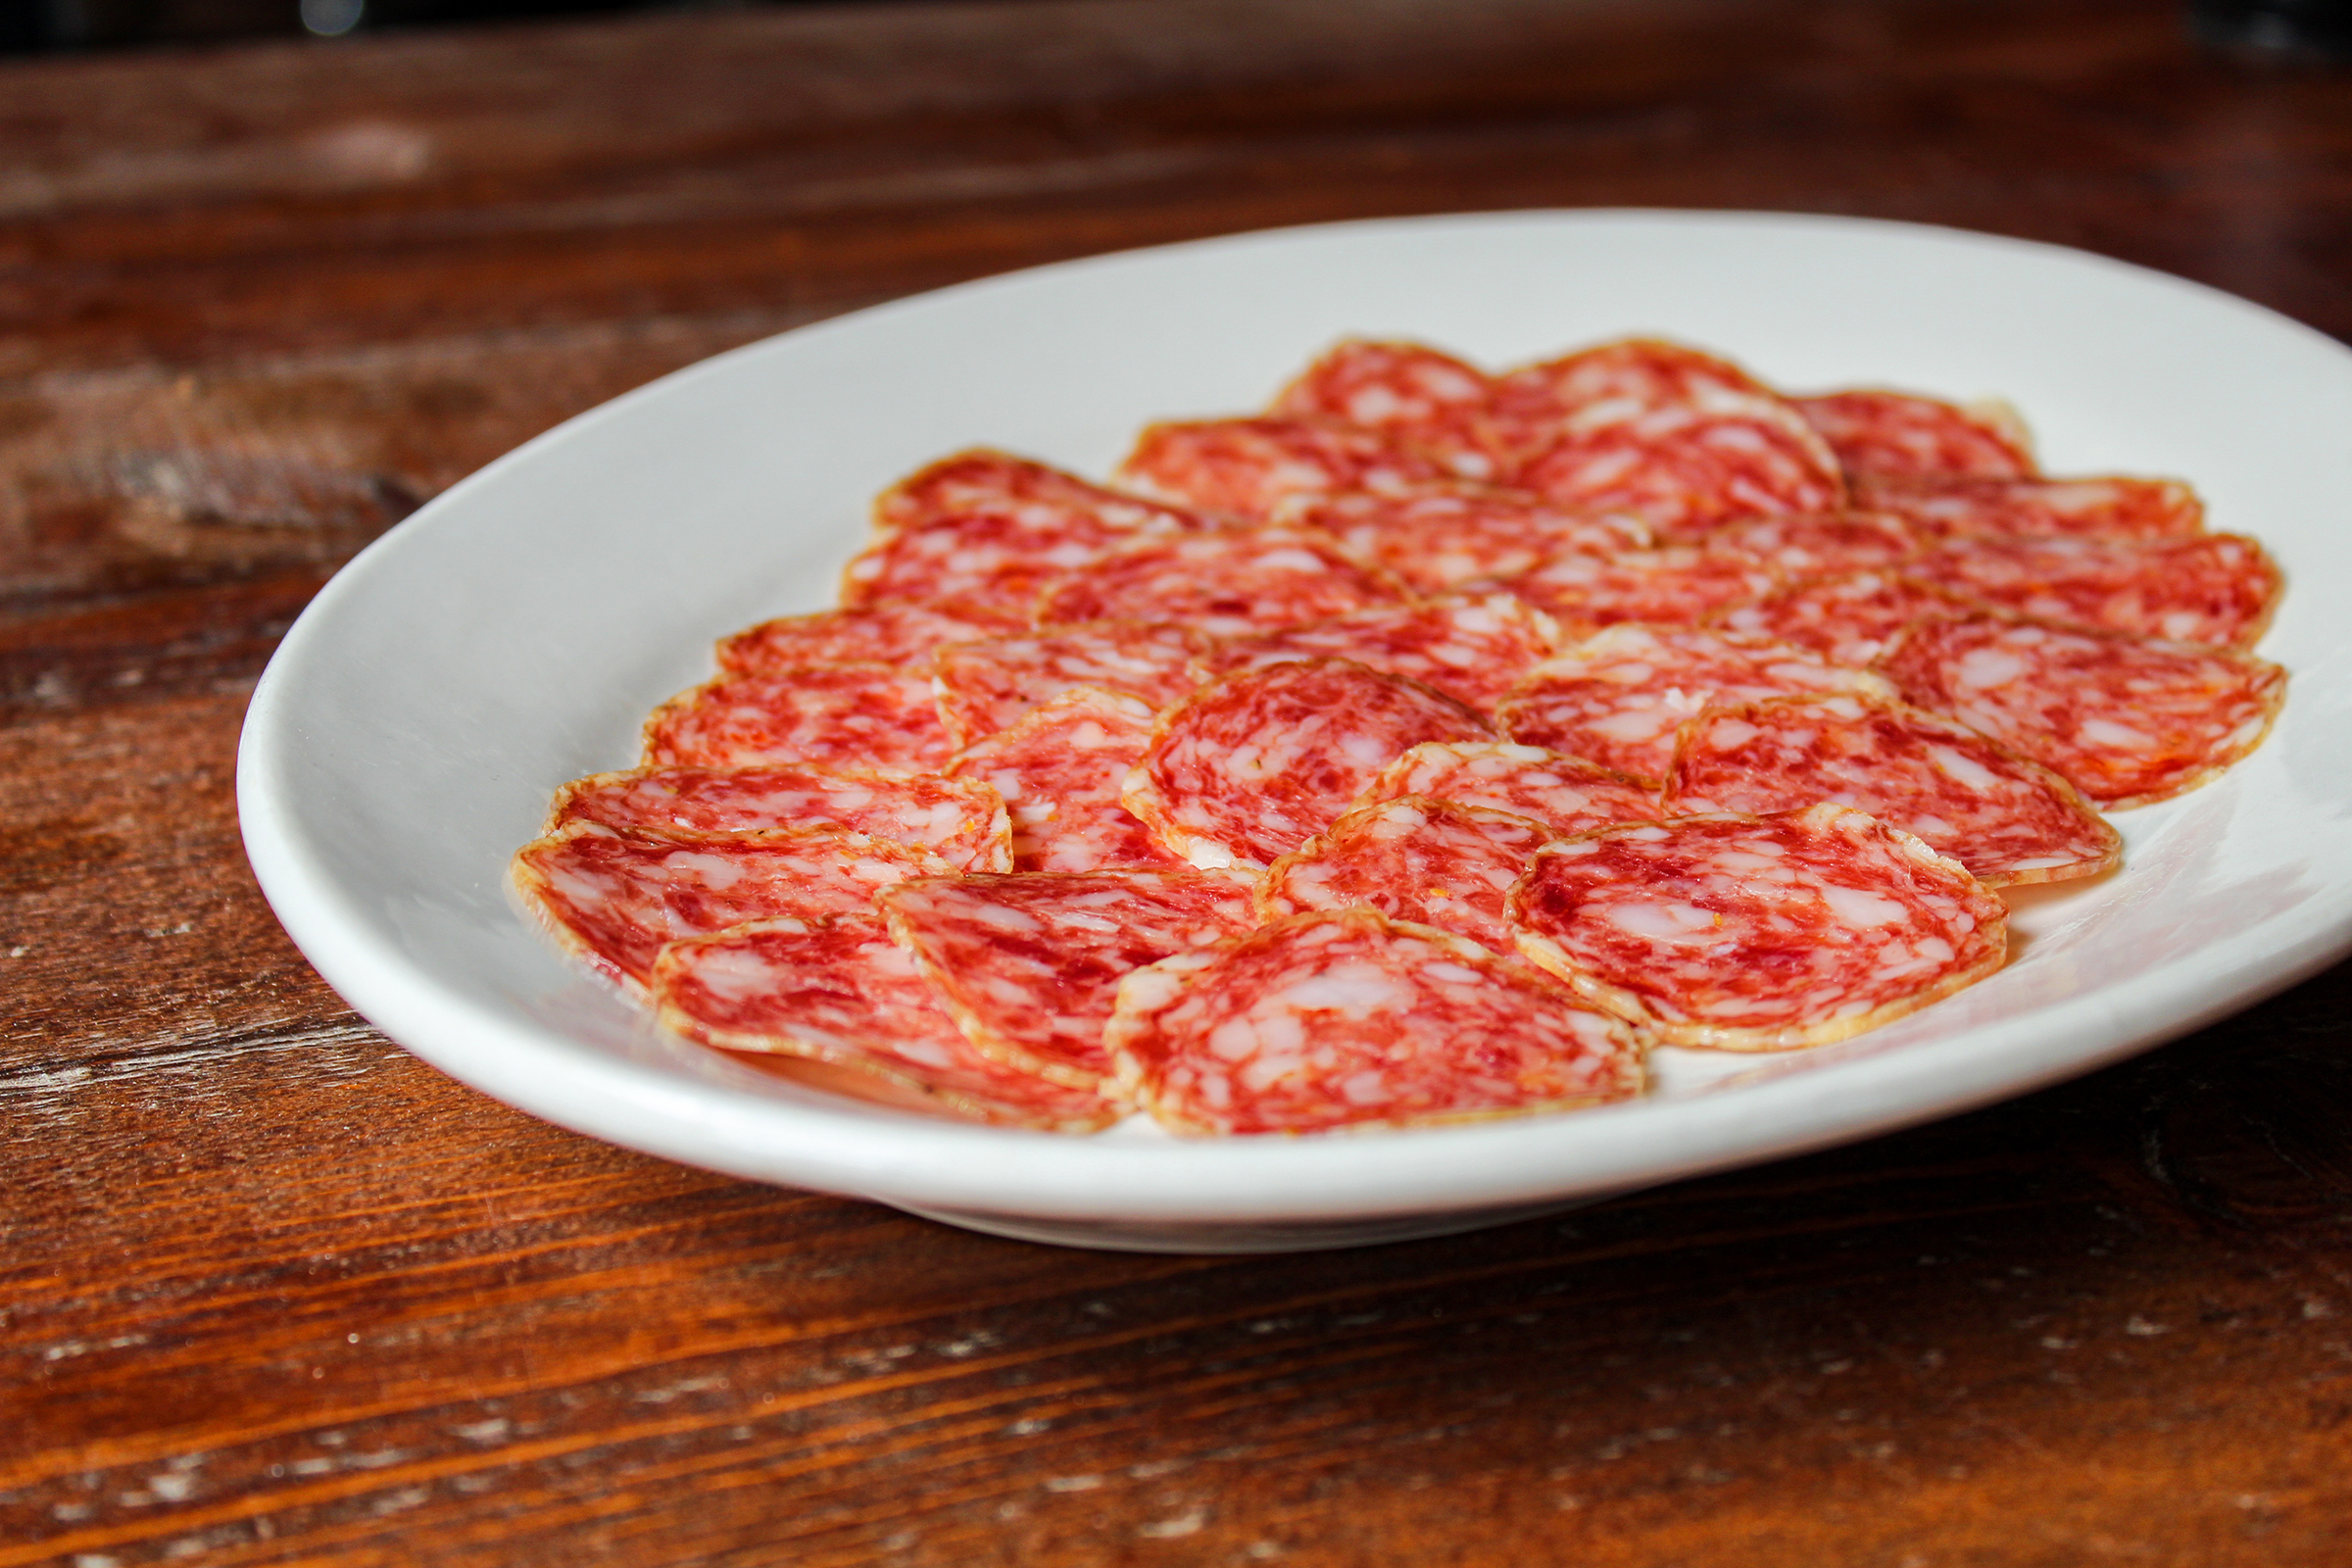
[1352,741,1662,836]
[643,663,952,773]
[932,621,1207,747]
[944,688,1181,871]
[1695,510,1924,578]
[1495,624,1896,786]
[547,764,1011,872]
[1203,592,1562,713]
[1258,796,1556,956]
[1105,907,1644,1136]
[1663,693,2122,887]
[1713,568,1976,667]
[511,821,950,987]
[1502,545,1780,632]
[1852,474,2204,542]
[1275,481,1651,594]
[1902,532,2281,650]
[1032,526,1404,637]
[716,600,1024,675]
[1508,803,2008,1051]
[872,449,1200,544]
[1270,338,1502,478]
[651,914,1118,1133]
[1876,613,2288,808]
[1517,398,1847,539]
[1117,416,1448,518]
[1125,659,1494,870]
[879,868,1255,1092]
[1792,390,2036,481]
[1488,338,1772,465]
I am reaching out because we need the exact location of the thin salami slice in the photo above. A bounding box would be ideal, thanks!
[1495,625,1896,786]
[1663,693,2122,887]
[1876,613,2288,808]
[643,663,952,773]
[1852,474,2203,542]
[651,914,1118,1133]
[511,821,950,987]
[1903,532,2281,650]
[1106,907,1644,1136]
[879,868,1256,1092]
[1274,481,1652,594]
[1125,659,1494,870]
[1508,804,2007,1051]
[715,600,1024,675]
[1350,741,1663,836]
[1792,391,2036,481]
[1269,338,1502,478]
[1488,338,1772,466]
[547,763,1011,872]
[1713,568,1977,667]
[1203,592,1562,713]
[944,688,1181,871]
[872,449,1201,544]
[1258,796,1555,956]
[1117,416,1449,518]
[1502,545,1781,633]
[1695,510,1925,578]
[1517,397,1847,539]
[932,620,1208,748]
[1032,526,1404,637]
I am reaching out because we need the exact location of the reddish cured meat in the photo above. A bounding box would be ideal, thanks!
[1852,474,2204,542]
[1106,907,1644,1136]
[1488,338,1773,464]
[510,821,950,988]
[1033,526,1404,637]
[548,764,1011,871]
[872,449,1200,543]
[1125,659,1495,870]
[1258,796,1556,956]
[932,621,1207,747]
[1204,592,1563,712]
[1270,338,1502,478]
[879,868,1255,1092]
[1903,532,2281,649]
[1351,741,1663,836]
[1496,624,1896,786]
[1509,804,2007,1051]
[1517,397,1847,539]
[1117,416,1448,518]
[1793,390,2036,481]
[1275,481,1651,594]
[944,688,1181,871]
[716,600,1023,675]
[1714,568,1977,667]
[1877,614,2288,808]
[1502,545,1780,632]
[1696,510,1925,578]
[643,663,952,773]
[1663,693,2122,887]
[651,915,1117,1133]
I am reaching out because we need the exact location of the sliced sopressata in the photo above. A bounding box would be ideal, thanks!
[1502,545,1782,633]
[1693,510,1925,578]
[944,688,1181,871]
[870,448,1202,544]
[1902,532,2281,649]
[1487,338,1773,467]
[1202,592,1562,713]
[643,663,952,773]
[1269,338,1503,479]
[1713,568,1978,667]
[1350,740,1663,836]
[1274,481,1652,594]
[1852,474,2203,542]
[1258,795,1556,956]
[1117,416,1448,518]
[715,599,1024,675]
[932,620,1208,748]
[1792,390,2036,481]
[546,763,1011,872]
[1032,526,1405,638]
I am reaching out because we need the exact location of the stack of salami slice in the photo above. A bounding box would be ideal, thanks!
[514,337,2287,1138]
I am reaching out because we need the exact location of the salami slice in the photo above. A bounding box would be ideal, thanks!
[1495,624,1896,786]
[1852,474,2204,542]
[932,620,1207,748]
[1125,659,1494,870]
[716,600,1024,676]
[879,868,1256,1092]
[1274,481,1652,594]
[510,821,950,988]
[1117,416,1449,518]
[1508,804,2007,1051]
[1105,907,1645,1136]
[547,764,1011,872]
[1876,613,2288,808]
[651,914,1118,1133]
[1662,693,2122,887]
[1695,510,1924,578]
[1350,741,1663,836]
[1713,568,1977,667]
[872,449,1201,544]
[1258,796,1555,956]
[1902,532,2281,650]
[1502,545,1780,633]
[1792,390,2036,481]
[643,663,952,773]
[944,688,1181,871]
[1269,338,1502,478]
[1203,592,1562,713]
[1488,338,1773,466]
[1032,526,1404,637]
[1517,397,1847,539]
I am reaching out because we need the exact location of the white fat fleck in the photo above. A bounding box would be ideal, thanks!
[1262,960,1411,1016]
[1605,900,1722,942]
[1820,885,1910,927]
[662,851,746,889]
[2078,716,2156,750]
[1926,744,2003,791]
[973,904,1046,932]
[1340,1070,1392,1105]
[1590,706,1677,743]
[1954,649,2028,689]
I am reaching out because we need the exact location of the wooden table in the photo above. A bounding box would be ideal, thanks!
[7,1,2352,1560]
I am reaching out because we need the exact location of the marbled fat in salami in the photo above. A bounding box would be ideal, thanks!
[1696,510,1924,579]
[944,688,1180,871]
[1270,338,1502,478]
[643,663,952,773]
[879,868,1255,1091]
[1106,907,1644,1135]
[1713,569,1977,667]
[1877,613,2288,808]
[1509,804,2007,1051]
[1853,474,2203,542]
[548,763,1011,872]
[1350,741,1663,837]
[1792,390,2036,480]
[1503,545,1781,633]
[1487,339,1772,466]
[1258,796,1555,956]
[1517,398,1847,539]
[1204,592,1562,713]
[1033,526,1403,637]
[872,449,1202,544]
[716,600,1024,675]
[1663,693,2122,886]
[932,621,1207,748]
[1274,482,1651,594]
[1117,416,1448,518]
[1903,533,2281,650]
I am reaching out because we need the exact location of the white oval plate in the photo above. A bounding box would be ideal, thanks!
[239,210,2352,1252]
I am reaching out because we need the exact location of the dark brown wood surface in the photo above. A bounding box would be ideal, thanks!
[7,1,2352,1561]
